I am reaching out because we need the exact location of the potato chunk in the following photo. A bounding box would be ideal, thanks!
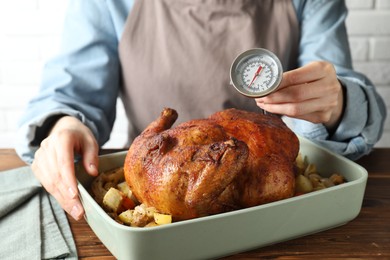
[103,187,123,213]
[117,181,131,198]
[154,212,172,225]
[103,187,135,213]
[118,210,134,225]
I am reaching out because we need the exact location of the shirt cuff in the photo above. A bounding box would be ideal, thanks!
[15,109,99,164]
[331,76,368,142]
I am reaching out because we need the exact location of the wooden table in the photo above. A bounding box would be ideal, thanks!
[1,148,389,259]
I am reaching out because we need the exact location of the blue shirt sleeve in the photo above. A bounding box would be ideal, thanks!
[16,0,133,163]
[290,0,387,160]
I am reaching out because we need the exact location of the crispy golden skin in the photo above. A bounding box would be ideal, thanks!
[209,109,299,207]
[124,108,299,220]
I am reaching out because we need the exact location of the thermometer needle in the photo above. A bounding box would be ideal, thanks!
[248,65,263,88]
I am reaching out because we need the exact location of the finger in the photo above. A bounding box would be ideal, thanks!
[52,138,86,220]
[257,95,334,121]
[278,61,329,89]
[68,198,85,220]
[50,184,84,220]
[55,133,78,200]
[82,134,99,177]
[257,79,331,105]
[34,139,67,197]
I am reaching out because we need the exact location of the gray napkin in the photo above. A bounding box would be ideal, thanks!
[0,166,77,260]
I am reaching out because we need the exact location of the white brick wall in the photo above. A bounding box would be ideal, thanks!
[0,0,128,148]
[345,0,390,147]
[0,1,389,149]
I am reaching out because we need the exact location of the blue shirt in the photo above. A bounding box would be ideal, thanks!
[16,0,387,163]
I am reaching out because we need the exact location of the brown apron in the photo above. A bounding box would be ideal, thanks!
[119,0,299,141]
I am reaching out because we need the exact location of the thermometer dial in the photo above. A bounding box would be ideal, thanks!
[230,48,283,98]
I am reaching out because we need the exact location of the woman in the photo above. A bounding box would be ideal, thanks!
[16,0,386,220]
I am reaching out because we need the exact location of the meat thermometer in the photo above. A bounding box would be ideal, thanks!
[230,48,283,98]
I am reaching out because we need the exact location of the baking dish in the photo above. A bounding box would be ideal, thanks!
[76,136,368,260]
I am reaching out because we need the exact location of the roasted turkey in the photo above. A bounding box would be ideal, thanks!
[124,108,299,221]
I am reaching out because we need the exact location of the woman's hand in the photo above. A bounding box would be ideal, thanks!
[255,61,345,131]
[31,116,99,220]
